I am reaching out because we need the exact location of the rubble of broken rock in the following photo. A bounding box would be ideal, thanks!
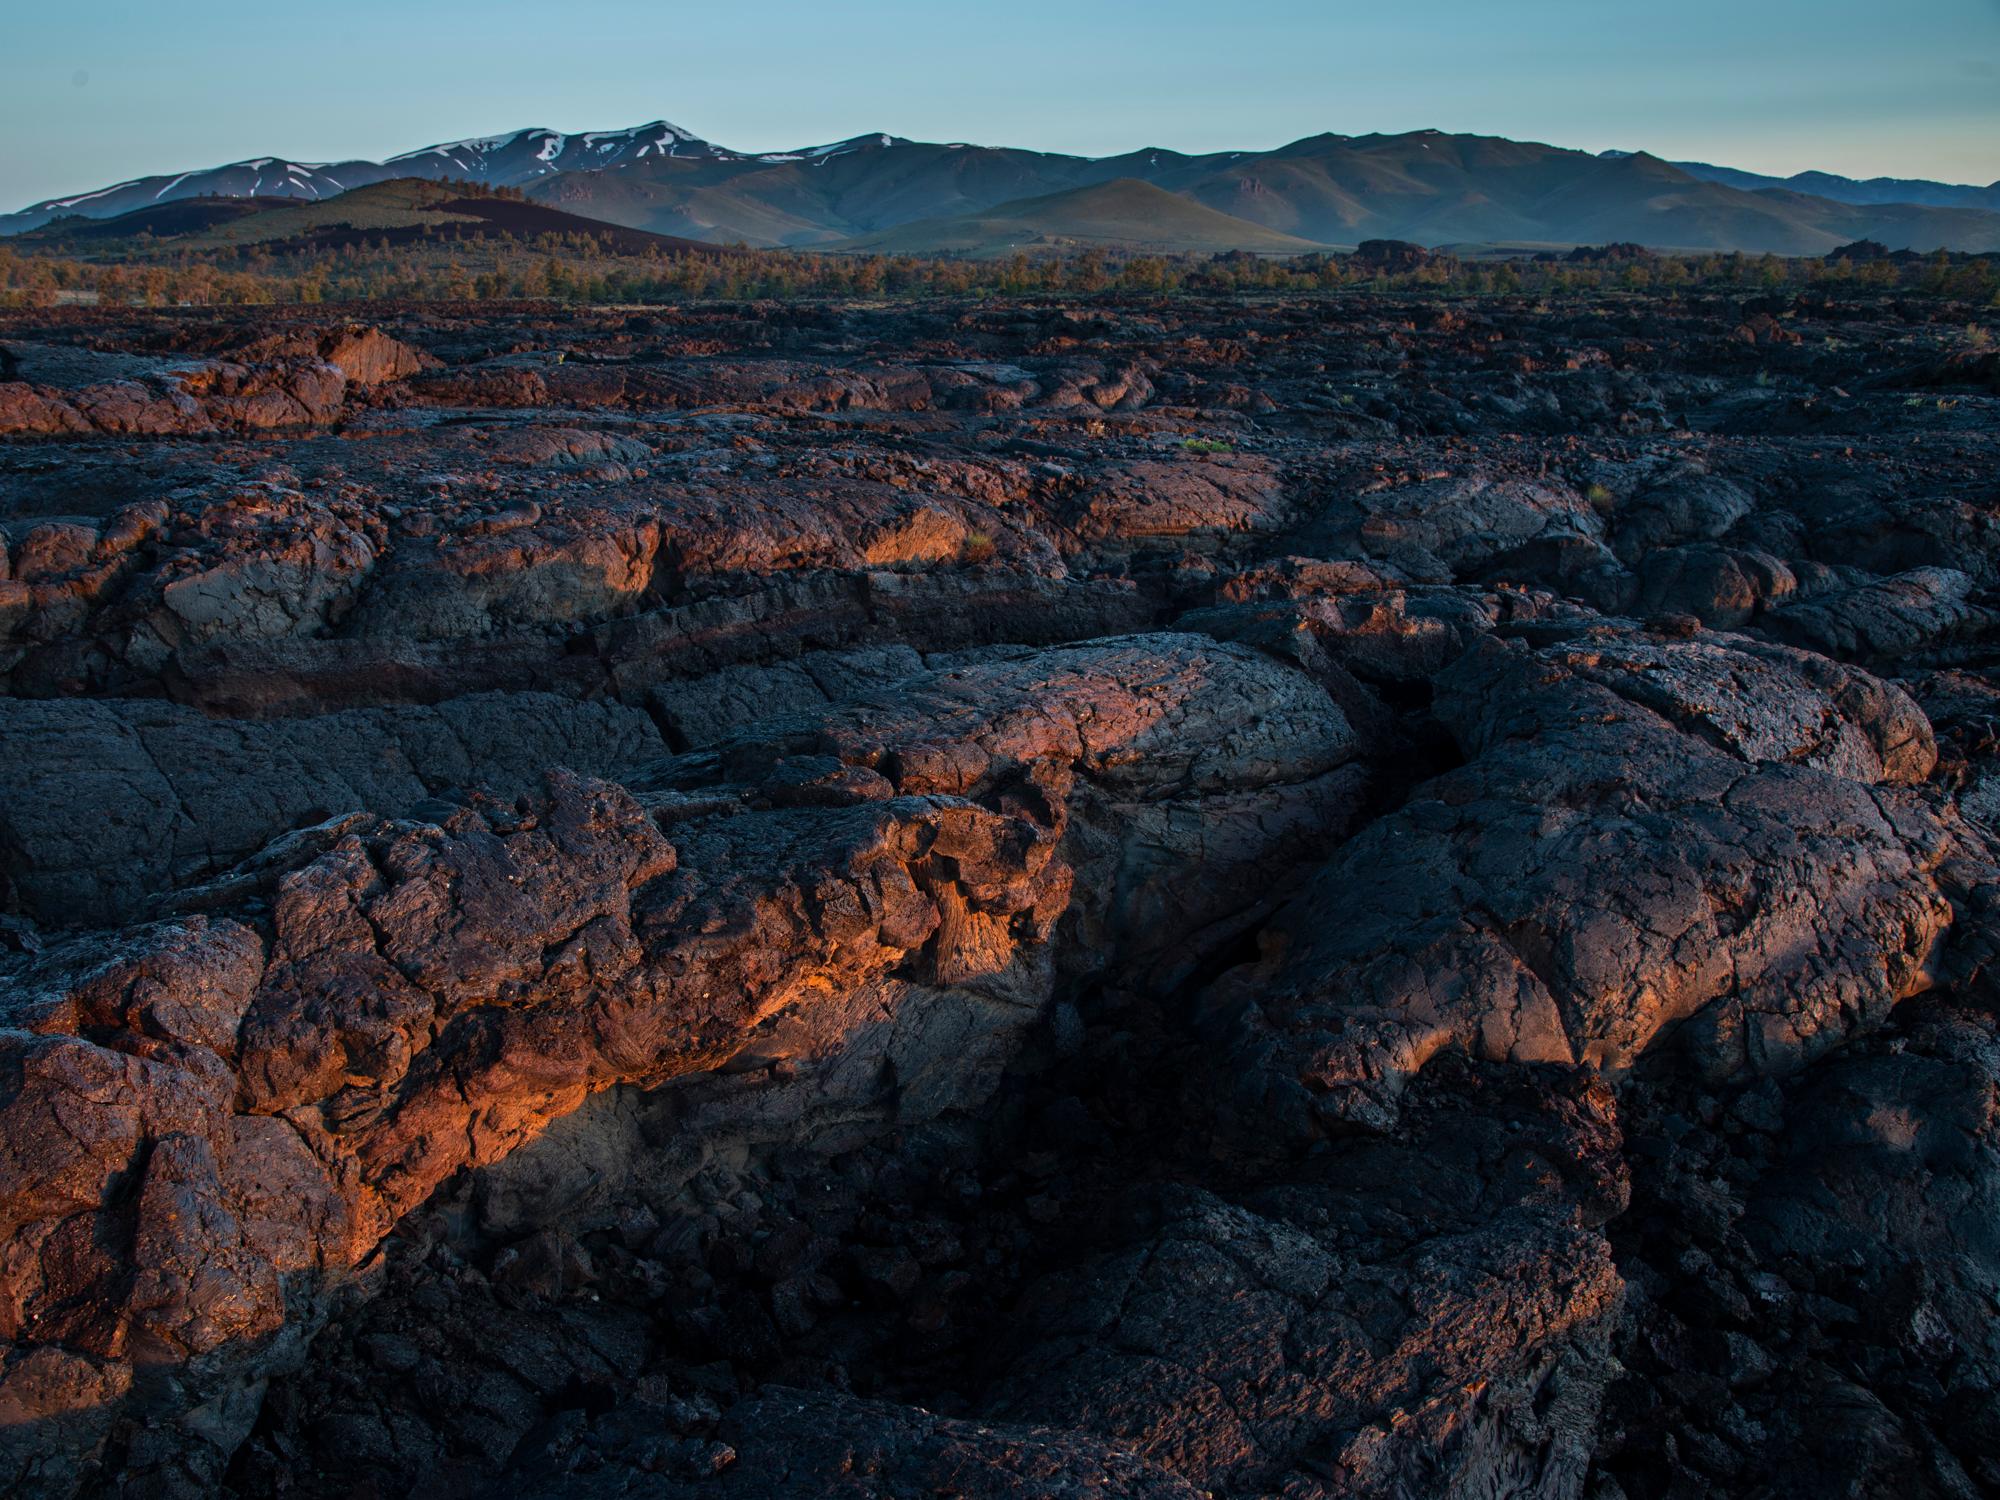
[0,289,1997,1499]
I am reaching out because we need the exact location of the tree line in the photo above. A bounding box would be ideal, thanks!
[1,233,1995,309]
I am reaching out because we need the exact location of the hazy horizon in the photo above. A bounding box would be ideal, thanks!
[3,0,1996,212]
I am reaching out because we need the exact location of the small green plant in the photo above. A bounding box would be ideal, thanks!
[1585,482,1615,513]
[1967,323,1993,352]
[1182,437,1233,455]
[959,530,996,565]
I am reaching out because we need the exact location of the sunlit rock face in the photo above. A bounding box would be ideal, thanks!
[0,292,1998,1499]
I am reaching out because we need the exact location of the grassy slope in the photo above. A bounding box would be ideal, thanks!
[833,179,1331,255]
[17,181,715,259]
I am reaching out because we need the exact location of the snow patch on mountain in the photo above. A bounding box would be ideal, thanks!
[48,180,145,210]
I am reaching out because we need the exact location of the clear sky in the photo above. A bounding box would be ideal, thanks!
[3,0,1996,210]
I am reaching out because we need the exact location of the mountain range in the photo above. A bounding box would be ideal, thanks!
[1612,152,2000,213]
[7,120,1999,256]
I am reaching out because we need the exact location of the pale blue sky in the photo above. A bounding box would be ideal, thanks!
[3,0,1996,210]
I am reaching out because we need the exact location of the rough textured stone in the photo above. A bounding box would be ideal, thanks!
[0,692,666,921]
[0,292,1996,1500]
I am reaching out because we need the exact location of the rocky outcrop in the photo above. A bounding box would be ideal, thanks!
[0,692,666,921]
[1,292,1998,1499]
[1759,566,1997,662]
[0,327,431,438]
[0,769,1071,1492]
[988,1063,1628,1500]
[0,630,1371,1494]
[1205,627,1967,1136]
[640,635,1377,988]
[225,326,439,388]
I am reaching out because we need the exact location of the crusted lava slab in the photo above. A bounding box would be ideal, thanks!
[0,290,1998,1499]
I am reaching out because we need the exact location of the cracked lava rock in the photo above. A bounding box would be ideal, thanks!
[0,291,1998,1498]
